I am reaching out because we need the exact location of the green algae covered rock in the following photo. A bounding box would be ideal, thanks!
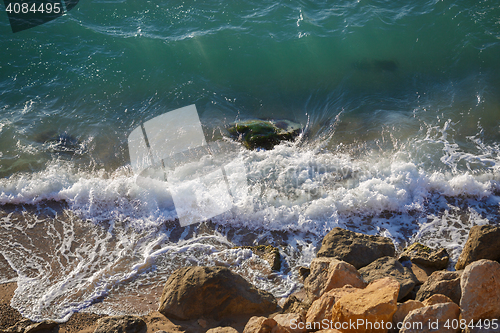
[227,119,301,150]
[399,242,449,269]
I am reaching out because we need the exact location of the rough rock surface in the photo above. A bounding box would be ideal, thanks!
[228,119,301,150]
[330,277,400,333]
[27,321,59,333]
[359,256,419,301]
[304,257,366,301]
[390,300,424,333]
[233,245,281,271]
[242,316,289,333]
[0,305,23,332]
[415,270,462,305]
[158,266,276,320]
[404,262,436,285]
[399,243,449,269]
[455,225,500,270]
[400,302,460,333]
[422,294,453,306]
[298,267,310,281]
[280,294,308,316]
[317,228,395,269]
[4,320,58,333]
[306,285,359,324]
[460,259,500,322]
[1,319,59,333]
[273,313,306,333]
[242,317,276,333]
[93,316,146,333]
[1,318,33,333]
[206,327,240,333]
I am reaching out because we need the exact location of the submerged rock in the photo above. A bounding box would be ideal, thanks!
[42,131,82,154]
[227,119,301,150]
[158,266,277,320]
[233,245,281,271]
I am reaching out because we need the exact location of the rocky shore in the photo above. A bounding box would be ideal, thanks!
[2,224,500,333]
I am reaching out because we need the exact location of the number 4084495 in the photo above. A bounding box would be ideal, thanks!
[5,2,62,14]
[444,319,499,330]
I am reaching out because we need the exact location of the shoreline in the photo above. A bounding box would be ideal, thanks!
[2,225,500,333]
[1,281,102,333]
[0,281,255,333]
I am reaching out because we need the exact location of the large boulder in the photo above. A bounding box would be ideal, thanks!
[460,259,500,322]
[400,302,460,333]
[399,243,449,270]
[306,285,359,324]
[455,225,500,270]
[93,316,146,333]
[304,257,366,301]
[415,270,462,305]
[273,313,307,333]
[330,277,400,333]
[317,228,395,269]
[359,256,419,301]
[228,119,301,150]
[158,266,277,320]
[390,300,424,333]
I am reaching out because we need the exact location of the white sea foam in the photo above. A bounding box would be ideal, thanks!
[1,127,500,321]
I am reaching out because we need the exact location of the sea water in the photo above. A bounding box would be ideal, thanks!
[1,0,500,322]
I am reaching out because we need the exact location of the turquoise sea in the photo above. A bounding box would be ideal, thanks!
[1,0,500,321]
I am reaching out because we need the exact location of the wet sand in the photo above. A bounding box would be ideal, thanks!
[0,281,253,333]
